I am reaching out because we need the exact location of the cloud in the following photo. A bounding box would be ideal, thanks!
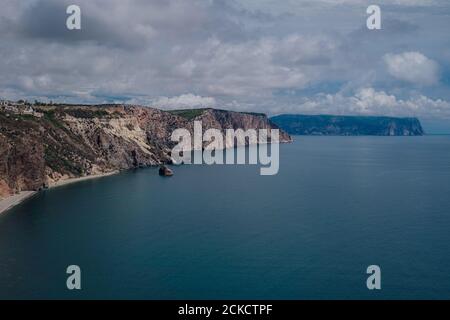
[349,88,450,118]
[269,88,450,120]
[152,94,216,110]
[177,35,336,97]
[0,0,449,121]
[383,52,439,85]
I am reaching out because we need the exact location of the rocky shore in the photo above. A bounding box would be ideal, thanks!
[0,102,291,210]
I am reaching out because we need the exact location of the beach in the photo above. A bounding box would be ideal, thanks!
[49,171,119,189]
[0,191,37,215]
[0,171,119,215]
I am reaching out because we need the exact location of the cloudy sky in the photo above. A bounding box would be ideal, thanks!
[1,0,450,132]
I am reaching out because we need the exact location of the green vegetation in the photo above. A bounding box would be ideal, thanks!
[240,111,266,117]
[43,110,66,130]
[168,109,207,120]
[168,108,267,120]
[15,114,37,121]
[64,108,109,119]
[44,145,83,175]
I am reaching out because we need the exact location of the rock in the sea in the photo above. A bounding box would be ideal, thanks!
[159,166,173,177]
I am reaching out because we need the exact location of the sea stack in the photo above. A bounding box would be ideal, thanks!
[159,166,174,177]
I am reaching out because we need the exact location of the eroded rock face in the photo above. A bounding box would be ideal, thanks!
[0,120,46,197]
[0,105,290,198]
[196,109,292,147]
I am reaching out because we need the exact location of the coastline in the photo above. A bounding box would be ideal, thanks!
[0,170,120,216]
[49,170,120,189]
[0,138,286,216]
[0,191,37,216]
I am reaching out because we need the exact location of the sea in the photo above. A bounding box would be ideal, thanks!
[1,136,450,299]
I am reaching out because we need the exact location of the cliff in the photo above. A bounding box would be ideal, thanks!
[0,104,290,198]
[270,114,424,136]
[171,108,291,147]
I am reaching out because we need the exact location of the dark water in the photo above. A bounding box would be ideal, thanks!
[1,136,450,299]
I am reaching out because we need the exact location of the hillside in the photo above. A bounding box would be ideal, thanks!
[0,103,290,199]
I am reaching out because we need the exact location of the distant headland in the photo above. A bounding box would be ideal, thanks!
[270,114,424,136]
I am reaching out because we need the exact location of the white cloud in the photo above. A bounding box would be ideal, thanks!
[348,88,450,117]
[152,94,216,110]
[268,88,450,119]
[383,52,439,85]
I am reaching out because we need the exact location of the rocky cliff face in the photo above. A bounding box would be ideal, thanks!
[271,114,424,136]
[0,105,290,198]
[172,108,291,147]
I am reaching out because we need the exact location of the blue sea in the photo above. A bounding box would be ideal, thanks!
[1,136,450,299]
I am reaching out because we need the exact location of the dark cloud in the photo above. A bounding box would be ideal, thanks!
[13,0,154,49]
